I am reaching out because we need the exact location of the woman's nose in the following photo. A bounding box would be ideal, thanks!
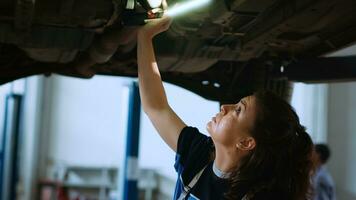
[220,105,227,114]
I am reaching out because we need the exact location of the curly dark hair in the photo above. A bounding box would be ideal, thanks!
[314,144,331,164]
[225,91,314,200]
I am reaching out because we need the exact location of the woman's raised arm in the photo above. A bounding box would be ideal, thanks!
[137,17,186,152]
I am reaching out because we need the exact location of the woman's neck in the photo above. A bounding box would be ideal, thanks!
[214,145,244,173]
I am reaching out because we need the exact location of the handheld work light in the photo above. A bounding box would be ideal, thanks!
[165,0,211,17]
[123,0,212,25]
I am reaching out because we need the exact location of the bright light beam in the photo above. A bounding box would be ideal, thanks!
[165,0,211,17]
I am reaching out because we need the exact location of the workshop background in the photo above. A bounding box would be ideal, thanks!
[0,46,356,200]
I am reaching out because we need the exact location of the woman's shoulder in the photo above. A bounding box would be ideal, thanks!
[178,126,213,150]
[176,126,215,181]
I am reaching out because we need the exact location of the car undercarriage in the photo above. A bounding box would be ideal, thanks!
[1,0,356,102]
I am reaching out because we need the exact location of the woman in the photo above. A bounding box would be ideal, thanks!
[137,17,314,200]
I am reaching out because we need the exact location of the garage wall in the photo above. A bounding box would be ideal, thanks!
[291,83,328,142]
[325,44,356,200]
[327,82,356,200]
[40,75,219,181]
[42,75,127,174]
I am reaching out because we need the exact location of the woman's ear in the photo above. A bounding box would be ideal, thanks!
[236,137,256,151]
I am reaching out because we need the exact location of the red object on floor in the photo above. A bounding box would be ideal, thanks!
[38,180,69,200]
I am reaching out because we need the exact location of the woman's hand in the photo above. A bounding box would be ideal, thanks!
[137,16,172,40]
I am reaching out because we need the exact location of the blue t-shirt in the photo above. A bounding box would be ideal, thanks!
[313,166,336,200]
[173,126,229,200]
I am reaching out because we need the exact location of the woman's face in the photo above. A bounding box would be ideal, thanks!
[207,95,257,148]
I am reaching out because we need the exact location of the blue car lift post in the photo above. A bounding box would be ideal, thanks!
[122,82,141,200]
[0,94,23,200]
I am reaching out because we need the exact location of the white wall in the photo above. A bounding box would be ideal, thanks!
[42,75,129,175]
[291,83,328,142]
[40,75,219,181]
[327,82,356,200]
[325,43,356,200]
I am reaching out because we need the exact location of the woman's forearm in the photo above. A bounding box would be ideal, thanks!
[137,32,169,113]
[135,18,186,152]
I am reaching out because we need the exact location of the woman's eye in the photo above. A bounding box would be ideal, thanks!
[235,107,241,113]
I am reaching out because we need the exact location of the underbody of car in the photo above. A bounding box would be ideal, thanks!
[1,0,356,102]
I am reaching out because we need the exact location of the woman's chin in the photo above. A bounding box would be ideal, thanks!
[206,121,213,135]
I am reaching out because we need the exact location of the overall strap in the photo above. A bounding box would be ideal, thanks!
[177,165,208,200]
